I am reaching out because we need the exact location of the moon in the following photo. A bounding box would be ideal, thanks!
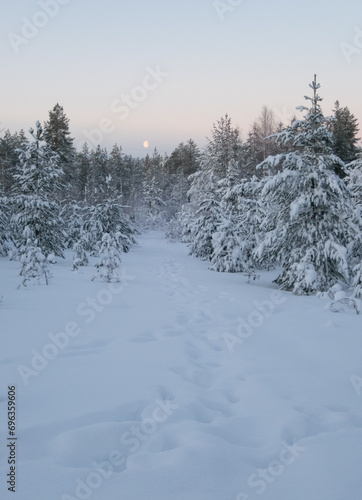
[143,140,149,148]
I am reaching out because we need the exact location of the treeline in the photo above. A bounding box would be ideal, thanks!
[0,82,361,295]
[177,78,362,300]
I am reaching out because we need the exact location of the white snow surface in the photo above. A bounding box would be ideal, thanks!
[1,231,362,500]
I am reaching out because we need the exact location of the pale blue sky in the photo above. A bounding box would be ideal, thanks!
[1,0,362,156]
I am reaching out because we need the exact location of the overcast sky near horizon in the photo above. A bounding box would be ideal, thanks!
[1,0,362,157]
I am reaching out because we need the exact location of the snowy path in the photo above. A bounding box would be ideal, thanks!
[1,231,362,500]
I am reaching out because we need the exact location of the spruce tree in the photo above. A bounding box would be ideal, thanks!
[61,201,87,249]
[210,166,263,276]
[0,193,9,256]
[18,226,53,288]
[72,238,89,271]
[188,174,221,261]
[141,176,166,228]
[11,122,65,258]
[83,175,136,254]
[0,129,28,196]
[91,233,122,283]
[345,158,362,297]
[255,76,357,294]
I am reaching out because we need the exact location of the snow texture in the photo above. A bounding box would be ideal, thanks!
[1,231,362,500]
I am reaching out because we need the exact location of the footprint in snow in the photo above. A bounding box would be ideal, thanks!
[157,385,175,401]
[224,386,242,405]
[59,338,114,357]
[171,366,216,389]
[129,333,157,343]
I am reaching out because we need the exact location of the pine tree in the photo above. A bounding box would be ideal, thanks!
[108,144,124,195]
[204,114,243,179]
[123,155,144,214]
[330,101,360,165]
[166,140,201,177]
[43,104,75,192]
[10,122,65,258]
[75,143,91,202]
[87,146,110,204]
[255,76,357,294]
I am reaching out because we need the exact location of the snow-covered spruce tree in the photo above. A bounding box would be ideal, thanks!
[0,129,28,196]
[345,157,362,219]
[352,262,362,298]
[61,201,87,249]
[345,158,362,297]
[59,201,90,270]
[72,238,89,271]
[18,226,53,288]
[91,233,122,283]
[209,160,245,272]
[141,176,166,229]
[209,203,244,272]
[181,118,242,245]
[165,212,184,242]
[210,165,265,275]
[255,76,357,294]
[0,194,10,256]
[188,174,222,261]
[181,160,221,243]
[83,175,136,255]
[10,122,65,259]
[179,202,195,244]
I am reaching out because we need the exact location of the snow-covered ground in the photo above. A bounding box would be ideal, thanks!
[1,231,362,500]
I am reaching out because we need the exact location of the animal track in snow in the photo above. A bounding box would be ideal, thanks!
[171,365,216,389]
